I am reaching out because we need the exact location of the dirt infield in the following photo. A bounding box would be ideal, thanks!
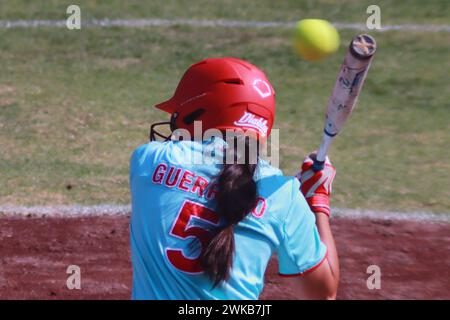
[0,215,449,300]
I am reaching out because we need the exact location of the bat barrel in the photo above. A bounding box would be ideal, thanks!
[313,34,377,172]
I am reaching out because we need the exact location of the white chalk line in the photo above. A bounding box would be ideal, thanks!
[0,204,448,223]
[0,19,449,32]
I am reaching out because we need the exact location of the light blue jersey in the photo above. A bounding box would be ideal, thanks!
[130,138,327,300]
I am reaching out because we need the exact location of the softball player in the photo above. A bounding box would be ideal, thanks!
[130,57,339,299]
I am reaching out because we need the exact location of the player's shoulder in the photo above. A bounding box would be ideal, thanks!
[131,140,181,156]
[257,173,300,205]
[256,160,302,216]
[131,138,225,167]
[255,158,283,179]
[131,142,161,165]
[256,159,299,193]
[131,140,192,161]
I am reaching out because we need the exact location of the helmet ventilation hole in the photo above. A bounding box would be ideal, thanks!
[183,108,205,124]
[223,78,244,85]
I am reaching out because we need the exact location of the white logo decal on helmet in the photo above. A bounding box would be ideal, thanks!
[253,79,272,98]
[234,112,269,136]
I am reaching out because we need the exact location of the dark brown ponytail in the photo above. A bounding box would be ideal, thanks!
[202,136,259,286]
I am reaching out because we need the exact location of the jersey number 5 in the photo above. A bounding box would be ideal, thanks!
[166,200,220,273]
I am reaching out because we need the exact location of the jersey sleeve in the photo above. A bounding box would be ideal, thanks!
[277,178,328,276]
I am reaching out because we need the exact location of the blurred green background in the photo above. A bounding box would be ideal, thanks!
[0,1,449,212]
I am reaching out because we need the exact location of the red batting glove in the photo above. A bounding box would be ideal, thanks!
[296,154,336,217]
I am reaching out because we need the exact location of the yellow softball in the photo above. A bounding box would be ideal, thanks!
[293,19,340,61]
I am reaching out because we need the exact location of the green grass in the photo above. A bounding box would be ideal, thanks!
[0,1,449,212]
[0,0,449,24]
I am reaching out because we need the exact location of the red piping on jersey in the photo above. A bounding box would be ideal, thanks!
[277,250,329,278]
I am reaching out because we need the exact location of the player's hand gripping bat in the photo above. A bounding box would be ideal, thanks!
[312,34,377,172]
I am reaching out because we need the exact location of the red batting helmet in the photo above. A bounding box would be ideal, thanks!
[151,57,276,141]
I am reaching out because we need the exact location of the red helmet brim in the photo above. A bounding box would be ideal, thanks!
[155,99,176,113]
